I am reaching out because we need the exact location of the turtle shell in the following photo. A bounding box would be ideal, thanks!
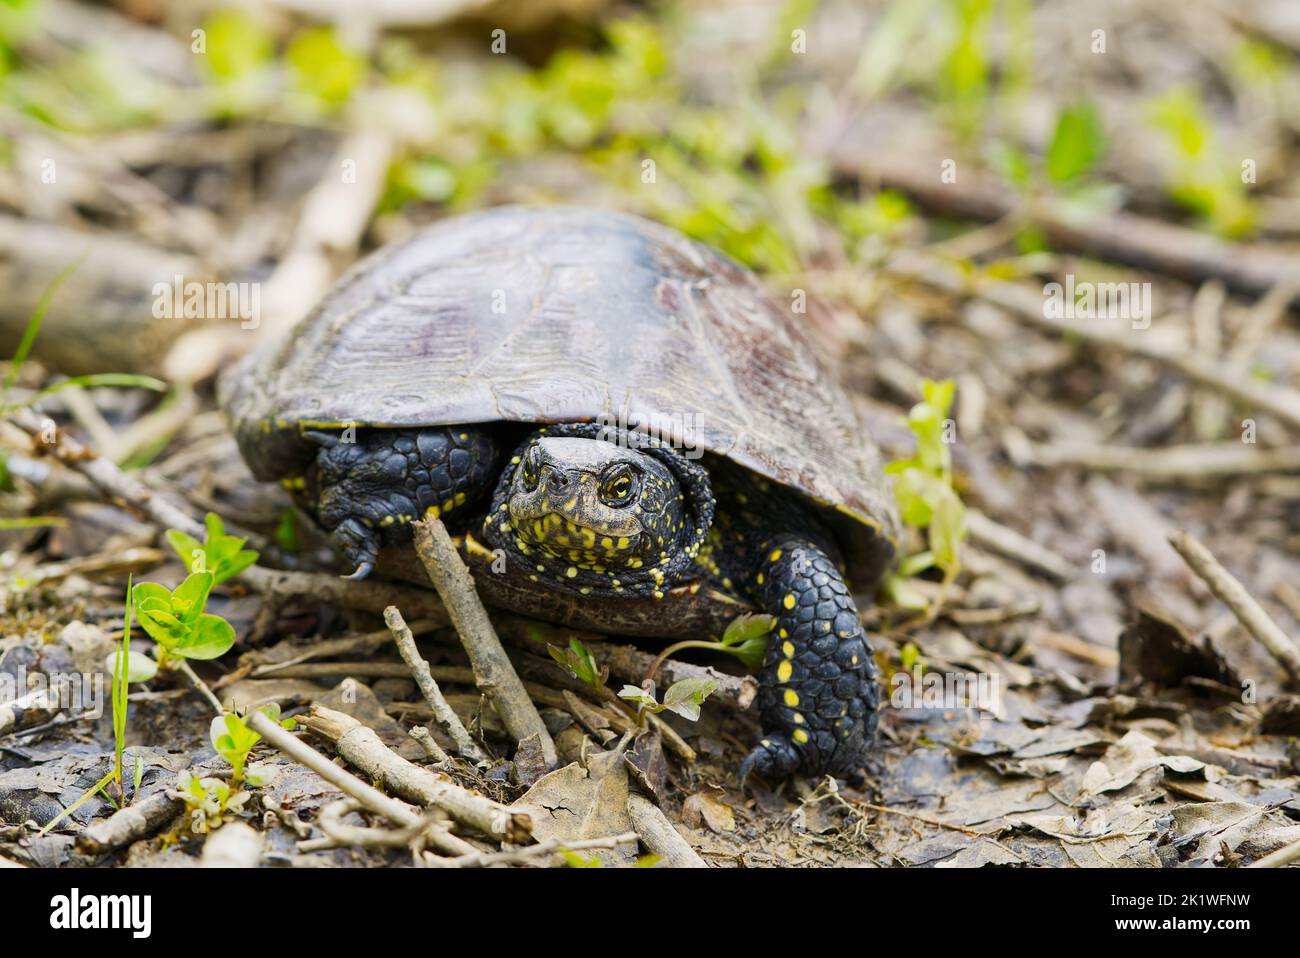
[220,206,899,583]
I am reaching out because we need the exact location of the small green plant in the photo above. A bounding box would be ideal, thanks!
[40,580,144,834]
[619,676,720,722]
[643,612,773,687]
[175,770,250,835]
[132,572,236,667]
[882,379,968,613]
[166,512,259,583]
[1147,88,1256,238]
[547,638,607,691]
[1044,99,1106,185]
[210,705,295,789]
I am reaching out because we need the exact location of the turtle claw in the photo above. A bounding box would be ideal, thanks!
[342,561,374,581]
[740,735,801,785]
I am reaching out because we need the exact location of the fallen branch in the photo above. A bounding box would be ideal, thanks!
[627,794,706,868]
[412,517,556,767]
[1168,529,1300,682]
[409,726,451,765]
[299,705,533,844]
[247,709,433,836]
[74,790,182,856]
[304,797,467,859]
[385,605,488,764]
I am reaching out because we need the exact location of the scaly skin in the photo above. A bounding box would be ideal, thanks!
[301,423,879,781]
[740,537,879,779]
[305,426,498,578]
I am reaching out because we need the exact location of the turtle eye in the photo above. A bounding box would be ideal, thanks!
[599,465,636,506]
[521,446,541,491]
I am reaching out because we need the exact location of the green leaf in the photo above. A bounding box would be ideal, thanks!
[1045,100,1105,184]
[170,572,214,622]
[896,550,936,578]
[287,27,368,105]
[175,614,235,660]
[618,684,658,709]
[547,638,604,689]
[220,550,259,582]
[928,485,967,573]
[275,510,299,553]
[165,529,205,573]
[661,677,719,721]
[168,514,259,584]
[720,613,774,648]
[202,9,273,82]
[136,608,186,648]
[204,512,226,540]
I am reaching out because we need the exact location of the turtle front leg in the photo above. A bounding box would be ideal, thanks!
[740,537,879,781]
[307,426,499,579]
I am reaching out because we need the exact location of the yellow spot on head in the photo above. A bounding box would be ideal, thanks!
[769,549,783,563]
[565,567,578,578]
[426,505,441,518]
[782,641,795,658]
[793,729,809,744]
[776,660,793,682]
[782,593,796,610]
[783,689,799,707]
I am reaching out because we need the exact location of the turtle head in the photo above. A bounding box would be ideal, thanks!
[505,436,682,572]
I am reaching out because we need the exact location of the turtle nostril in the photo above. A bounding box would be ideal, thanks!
[549,471,570,490]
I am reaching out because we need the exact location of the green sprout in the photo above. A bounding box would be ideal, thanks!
[619,676,720,722]
[211,704,295,789]
[175,771,250,835]
[132,572,236,668]
[166,512,259,583]
[1147,87,1256,238]
[882,379,968,613]
[643,612,773,686]
[547,638,607,691]
[40,579,145,835]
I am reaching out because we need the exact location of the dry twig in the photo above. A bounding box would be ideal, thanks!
[412,517,556,767]
[299,705,533,843]
[626,794,706,868]
[385,605,488,763]
[1168,529,1300,682]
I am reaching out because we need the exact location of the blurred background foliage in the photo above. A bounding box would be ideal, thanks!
[1,0,1295,268]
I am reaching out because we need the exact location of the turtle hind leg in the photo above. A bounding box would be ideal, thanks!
[739,536,879,782]
[308,426,499,579]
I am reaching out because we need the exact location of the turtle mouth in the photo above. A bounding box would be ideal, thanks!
[512,510,642,553]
